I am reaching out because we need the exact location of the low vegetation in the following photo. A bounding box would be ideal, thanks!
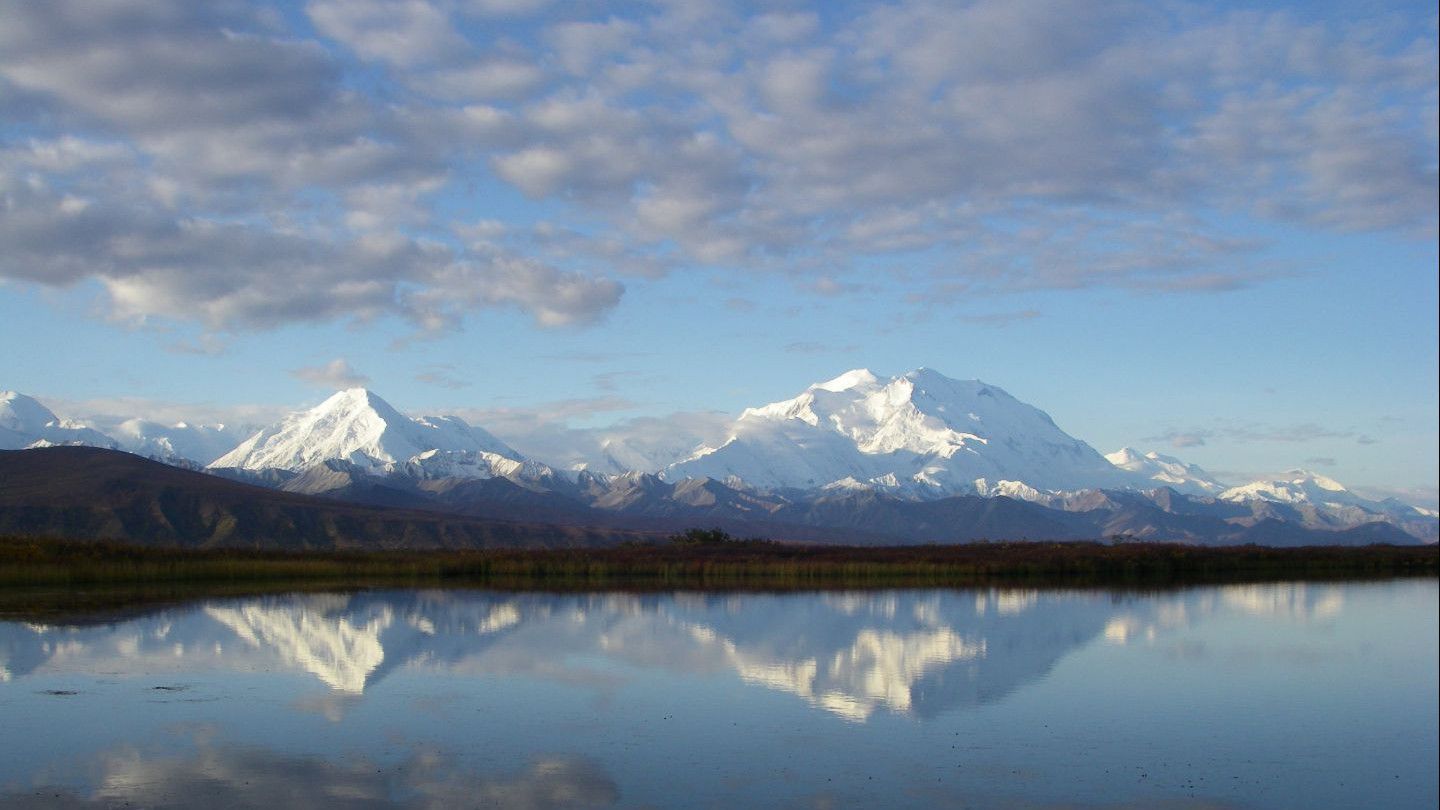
[1,531,1434,590]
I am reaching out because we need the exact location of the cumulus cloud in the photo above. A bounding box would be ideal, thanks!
[0,0,621,333]
[292,358,371,389]
[0,1,415,193]
[469,0,1431,293]
[0,0,1433,333]
[418,58,548,101]
[308,0,471,68]
[0,138,620,331]
[463,0,554,17]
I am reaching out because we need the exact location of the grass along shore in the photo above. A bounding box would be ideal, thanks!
[2,532,1435,590]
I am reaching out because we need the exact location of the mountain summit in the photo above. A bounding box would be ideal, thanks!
[1105,448,1227,495]
[211,388,522,477]
[1218,469,1369,508]
[1,391,117,451]
[663,368,1129,495]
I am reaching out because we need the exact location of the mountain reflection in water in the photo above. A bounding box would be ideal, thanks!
[2,582,1433,810]
[0,584,1349,721]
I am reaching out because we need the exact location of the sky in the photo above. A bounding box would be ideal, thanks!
[0,0,1436,499]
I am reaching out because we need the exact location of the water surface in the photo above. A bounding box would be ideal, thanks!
[1,581,1435,808]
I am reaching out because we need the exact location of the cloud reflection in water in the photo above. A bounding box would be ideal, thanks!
[1,737,617,809]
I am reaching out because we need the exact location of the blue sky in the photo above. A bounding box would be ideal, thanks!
[0,0,1435,497]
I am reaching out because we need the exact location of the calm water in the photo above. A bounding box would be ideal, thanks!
[0,581,1435,809]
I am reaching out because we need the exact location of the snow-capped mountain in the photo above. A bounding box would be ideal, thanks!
[1219,470,1372,508]
[1105,447,1228,495]
[109,418,252,467]
[5,377,1434,544]
[0,391,117,451]
[1214,469,1437,542]
[210,388,537,480]
[662,369,1131,496]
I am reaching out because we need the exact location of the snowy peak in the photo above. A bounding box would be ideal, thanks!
[1,391,58,435]
[666,368,1126,495]
[1219,470,1365,507]
[1215,469,1437,540]
[815,368,880,392]
[210,388,523,477]
[0,390,117,451]
[1105,447,1147,467]
[1106,447,1228,495]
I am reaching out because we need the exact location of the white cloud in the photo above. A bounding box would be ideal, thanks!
[419,58,548,101]
[292,359,371,389]
[307,0,470,67]
[461,0,554,17]
[0,0,1433,335]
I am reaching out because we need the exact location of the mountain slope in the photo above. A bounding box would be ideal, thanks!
[664,369,1128,495]
[1218,470,1437,542]
[0,447,644,549]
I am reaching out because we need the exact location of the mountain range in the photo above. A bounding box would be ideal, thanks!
[2,369,1434,547]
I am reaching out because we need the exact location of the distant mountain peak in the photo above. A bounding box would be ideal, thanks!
[1279,469,1347,491]
[1104,447,1227,496]
[1,390,59,434]
[210,388,523,477]
[1220,469,1360,506]
[1,390,117,452]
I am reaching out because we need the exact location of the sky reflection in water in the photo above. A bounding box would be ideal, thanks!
[1,582,1435,809]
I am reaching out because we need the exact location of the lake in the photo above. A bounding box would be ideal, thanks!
[1,580,1435,808]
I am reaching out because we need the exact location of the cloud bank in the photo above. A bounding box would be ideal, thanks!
[0,0,1433,333]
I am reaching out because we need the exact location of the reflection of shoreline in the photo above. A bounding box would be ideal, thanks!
[0,585,1354,723]
[1,735,619,809]
[1103,583,1347,646]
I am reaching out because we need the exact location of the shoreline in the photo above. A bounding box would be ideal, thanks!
[2,536,1434,623]
[4,535,1434,585]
